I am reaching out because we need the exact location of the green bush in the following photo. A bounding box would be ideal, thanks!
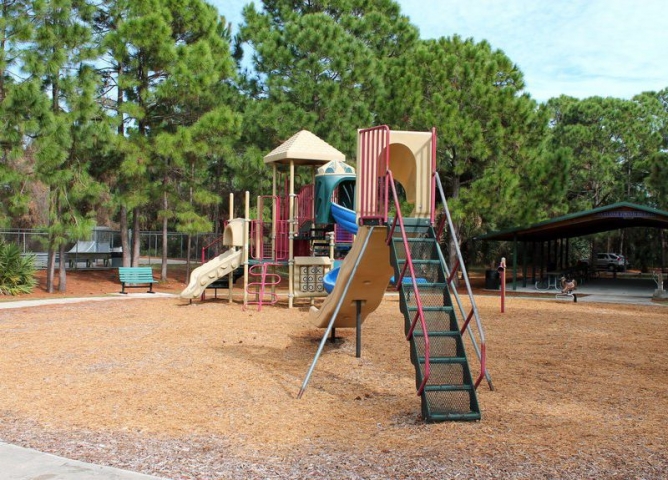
[0,241,37,295]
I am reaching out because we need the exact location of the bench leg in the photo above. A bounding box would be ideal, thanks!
[148,284,155,294]
[120,283,127,294]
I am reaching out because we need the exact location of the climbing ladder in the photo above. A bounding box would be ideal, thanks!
[389,216,480,421]
[246,262,281,311]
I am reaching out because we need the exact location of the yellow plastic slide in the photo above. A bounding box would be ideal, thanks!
[180,249,243,300]
[310,226,394,328]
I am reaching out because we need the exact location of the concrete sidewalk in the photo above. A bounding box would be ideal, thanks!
[0,292,177,310]
[0,442,167,480]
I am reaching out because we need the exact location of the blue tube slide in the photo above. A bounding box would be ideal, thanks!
[325,205,357,293]
[330,202,358,235]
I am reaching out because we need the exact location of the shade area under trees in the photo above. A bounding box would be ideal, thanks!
[1,0,666,293]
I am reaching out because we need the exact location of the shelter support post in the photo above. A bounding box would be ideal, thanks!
[522,241,528,288]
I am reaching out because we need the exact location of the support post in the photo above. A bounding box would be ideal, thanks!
[243,191,250,308]
[229,193,234,303]
[355,300,362,358]
[498,257,506,313]
[298,227,375,399]
[288,160,295,308]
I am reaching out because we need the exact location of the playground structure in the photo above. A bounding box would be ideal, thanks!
[180,126,491,422]
[179,130,355,307]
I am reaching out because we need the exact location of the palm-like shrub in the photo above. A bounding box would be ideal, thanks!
[0,241,37,295]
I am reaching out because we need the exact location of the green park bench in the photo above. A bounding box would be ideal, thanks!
[118,267,157,294]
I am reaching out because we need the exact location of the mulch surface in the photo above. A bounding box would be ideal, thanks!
[0,267,666,479]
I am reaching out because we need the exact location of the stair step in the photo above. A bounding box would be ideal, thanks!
[423,387,480,420]
[424,384,474,393]
[406,305,454,313]
[426,411,481,422]
[400,281,446,289]
[413,330,460,338]
[396,258,439,264]
[418,356,467,365]
[392,237,436,243]
[405,307,459,333]
[390,218,430,230]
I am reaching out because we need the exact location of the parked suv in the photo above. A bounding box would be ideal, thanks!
[580,253,627,271]
[595,253,626,272]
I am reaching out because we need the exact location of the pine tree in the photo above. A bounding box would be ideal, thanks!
[381,35,552,266]
[235,0,418,157]
[0,0,44,226]
[95,0,239,277]
[25,0,106,292]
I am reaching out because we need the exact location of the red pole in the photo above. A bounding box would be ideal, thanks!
[499,257,506,313]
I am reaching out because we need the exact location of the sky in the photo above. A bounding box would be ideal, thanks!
[210,0,668,102]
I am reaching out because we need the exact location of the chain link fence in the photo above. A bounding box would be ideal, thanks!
[1,228,221,267]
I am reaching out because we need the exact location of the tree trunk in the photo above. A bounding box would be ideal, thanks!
[132,207,141,266]
[447,175,462,287]
[186,234,192,282]
[161,190,168,280]
[46,236,56,293]
[120,205,131,267]
[58,242,67,292]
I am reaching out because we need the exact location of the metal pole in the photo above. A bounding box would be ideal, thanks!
[499,257,506,313]
[229,193,234,304]
[288,161,295,308]
[243,191,250,308]
[355,300,362,358]
[297,226,376,399]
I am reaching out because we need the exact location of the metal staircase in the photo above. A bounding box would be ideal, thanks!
[353,125,490,421]
[293,125,491,420]
[389,217,481,422]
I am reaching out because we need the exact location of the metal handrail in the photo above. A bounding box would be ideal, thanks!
[386,170,431,396]
[298,226,378,399]
[434,173,494,390]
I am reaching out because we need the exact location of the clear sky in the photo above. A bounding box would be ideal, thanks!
[210,0,668,102]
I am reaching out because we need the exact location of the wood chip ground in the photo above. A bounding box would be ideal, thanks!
[0,273,666,479]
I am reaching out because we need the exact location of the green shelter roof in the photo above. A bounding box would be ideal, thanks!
[476,202,668,242]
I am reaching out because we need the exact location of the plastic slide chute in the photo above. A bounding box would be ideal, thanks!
[325,204,357,293]
[330,202,358,235]
[323,260,342,294]
[309,226,393,328]
[180,249,243,299]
